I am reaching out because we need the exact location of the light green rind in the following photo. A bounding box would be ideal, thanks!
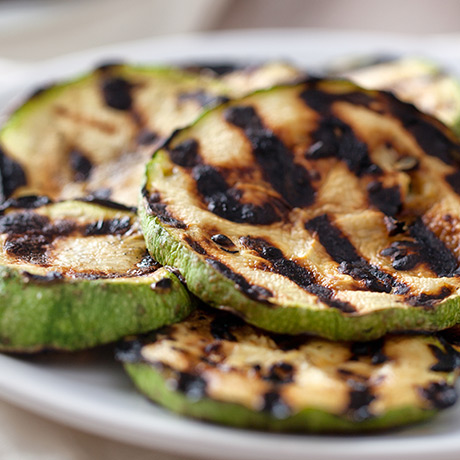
[0,266,193,352]
[139,200,460,341]
[123,362,437,432]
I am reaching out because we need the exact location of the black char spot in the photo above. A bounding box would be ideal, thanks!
[0,147,27,202]
[69,149,93,182]
[367,181,402,217]
[84,217,131,236]
[115,339,144,363]
[211,233,234,247]
[176,372,207,401]
[206,258,272,302]
[350,338,388,365]
[383,216,406,236]
[169,139,201,167]
[446,170,460,195]
[270,333,310,351]
[153,278,173,291]
[261,391,291,419]
[100,76,133,111]
[429,339,460,373]
[306,214,396,293]
[224,105,315,209]
[239,236,355,312]
[210,312,244,342]
[346,380,376,422]
[420,382,458,409]
[264,362,294,384]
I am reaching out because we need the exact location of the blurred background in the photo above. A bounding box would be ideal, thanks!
[1,0,460,61]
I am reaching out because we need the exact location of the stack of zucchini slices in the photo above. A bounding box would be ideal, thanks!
[1,58,460,432]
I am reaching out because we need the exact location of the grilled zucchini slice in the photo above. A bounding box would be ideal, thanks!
[118,308,460,432]
[0,62,301,206]
[141,78,460,340]
[0,197,192,351]
[341,57,460,136]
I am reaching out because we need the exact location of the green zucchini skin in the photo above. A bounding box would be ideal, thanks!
[118,309,459,433]
[0,266,191,352]
[0,199,194,352]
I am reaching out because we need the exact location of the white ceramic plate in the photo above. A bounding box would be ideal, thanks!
[1,29,460,460]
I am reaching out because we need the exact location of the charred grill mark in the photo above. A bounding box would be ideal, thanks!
[209,312,244,342]
[406,286,453,308]
[438,326,460,347]
[0,195,53,213]
[224,105,315,209]
[0,212,75,264]
[263,362,294,384]
[261,391,291,419]
[168,139,201,167]
[176,371,207,400]
[367,181,402,217]
[192,164,283,225]
[69,149,93,182]
[84,216,132,236]
[305,215,398,293]
[305,116,379,176]
[205,258,273,302]
[386,94,460,166]
[420,382,458,409]
[345,379,376,422]
[429,339,460,372]
[409,218,459,277]
[350,338,388,365]
[239,236,356,312]
[183,236,207,255]
[0,147,27,202]
[100,76,133,111]
[446,171,460,195]
[143,188,187,229]
[178,90,229,107]
[300,86,374,115]
[77,196,136,213]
